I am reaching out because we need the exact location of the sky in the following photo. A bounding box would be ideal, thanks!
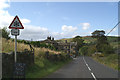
[0,0,119,41]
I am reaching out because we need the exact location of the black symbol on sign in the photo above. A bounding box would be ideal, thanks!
[14,21,19,27]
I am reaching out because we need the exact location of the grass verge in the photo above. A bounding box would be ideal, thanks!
[26,56,72,78]
[92,54,118,71]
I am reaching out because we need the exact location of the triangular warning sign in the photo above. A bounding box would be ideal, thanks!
[9,15,24,29]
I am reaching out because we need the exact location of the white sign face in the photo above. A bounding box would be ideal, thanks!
[11,29,20,36]
[9,16,24,29]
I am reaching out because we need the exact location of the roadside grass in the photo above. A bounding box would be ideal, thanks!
[2,38,30,53]
[85,36,119,71]
[26,56,72,78]
[2,38,72,78]
[2,38,61,55]
[110,42,119,49]
[92,54,118,70]
[25,45,72,78]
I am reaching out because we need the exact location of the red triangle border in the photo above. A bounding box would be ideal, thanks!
[9,15,24,29]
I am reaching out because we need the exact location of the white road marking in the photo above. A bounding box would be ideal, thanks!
[83,56,97,80]
[85,63,88,66]
[88,67,91,71]
[83,56,87,64]
[91,73,97,80]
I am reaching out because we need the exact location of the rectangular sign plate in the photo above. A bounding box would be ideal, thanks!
[11,29,20,36]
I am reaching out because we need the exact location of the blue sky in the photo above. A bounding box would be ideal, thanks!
[0,1,118,40]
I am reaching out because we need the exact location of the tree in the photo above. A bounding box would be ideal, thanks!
[80,46,88,55]
[1,27,10,39]
[91,30,114,54]
[92,30,108,44]
[87,45,96,56]
[92,30,105,38]
[73,36,84,51]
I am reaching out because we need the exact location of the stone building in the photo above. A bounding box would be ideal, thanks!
[41,36,77,54]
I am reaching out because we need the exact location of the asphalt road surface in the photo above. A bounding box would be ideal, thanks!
[46,56,118,79]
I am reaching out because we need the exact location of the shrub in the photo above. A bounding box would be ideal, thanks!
[1,27,10,39]
[80,46,88,55]
[101,44,114,54]
[87,45,96,56]
[95,53,104,57]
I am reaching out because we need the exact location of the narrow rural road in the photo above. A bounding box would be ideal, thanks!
[46,56,118,80]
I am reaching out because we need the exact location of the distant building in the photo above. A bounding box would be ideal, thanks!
[41,36,77,54]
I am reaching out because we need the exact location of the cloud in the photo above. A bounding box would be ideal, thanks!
[0,0,31,29]
[3,0,111,40]
[1,0,93,40]
[21,19,31,24]
[1,0,77,41]
[61,25,77,32]
[50,32,76,40]
[0,0,13,28]
[81,23,90,30]
[107,34,119,37]
[17,25,76,40]
[0,0,47,41]
[0,0,10,9]
[17,25,49,40]
[57,25,78,39]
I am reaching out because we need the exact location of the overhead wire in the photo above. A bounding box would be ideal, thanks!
[106,21,120,36]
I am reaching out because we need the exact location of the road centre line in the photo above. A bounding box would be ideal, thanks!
[83,56,97,80]
[91,73,97,80]
[88,66,91,71]
[86,64,88,66]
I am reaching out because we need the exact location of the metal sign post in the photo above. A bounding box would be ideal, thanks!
[15,35,17,63]
[11,29,20,63]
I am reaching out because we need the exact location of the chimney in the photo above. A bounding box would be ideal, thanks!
[50,36,51,40]
[52,37,54,41]
[65,40,67,43]
[47,36,51,40]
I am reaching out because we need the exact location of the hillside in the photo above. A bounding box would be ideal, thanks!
[2,38,61,55]
[57,36,119,49]
[57,36,96,43]
[56,38,73,43]
[2,36,118,54]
